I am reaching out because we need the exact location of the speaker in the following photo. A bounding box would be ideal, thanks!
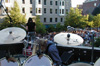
[61,51,73,65]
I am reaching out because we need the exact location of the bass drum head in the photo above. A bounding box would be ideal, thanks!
[23,54,53,66]
[0,57,20,66]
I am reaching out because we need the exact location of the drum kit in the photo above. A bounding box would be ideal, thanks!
[0,27,53,66]
[0,27,100,66]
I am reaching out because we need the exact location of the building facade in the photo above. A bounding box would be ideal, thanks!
[0,0,71,25]
[32,0,71,25]
[82,0,100,15]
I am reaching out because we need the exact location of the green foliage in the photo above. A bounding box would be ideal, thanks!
[64,7,88,28]
[35,15,46,34]
[93,14,100,27]
[56,23,64,32]
[46,24,56,32]
[94,37,100,47]
[0,1,26,30]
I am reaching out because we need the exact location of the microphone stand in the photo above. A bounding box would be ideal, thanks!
[1,3,13,27]
[1,3,13,61]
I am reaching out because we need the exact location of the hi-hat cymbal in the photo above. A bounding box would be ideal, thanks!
[0,27,26,44]
[54,32,84,46]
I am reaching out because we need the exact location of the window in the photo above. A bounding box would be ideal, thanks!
[55,1,57,5]
[50,9,52,14]
[30,7,32,13]
[22,7,25,13]
[50,18,52,22]
[62,9,64,14]
[62,1,64,6]
[60,1,61,6]
[55,9,57,14]
[5,0,8,3]
[44,18,46,22]
[39,8,41,13]
[38,0,41,4]
[55,18,57,22]
[50,1,52,5]
[30,0,32,4]
[44,0,46,5]
[44,8,46,13]
[94,3,96,6]
[61,18,63,22]
[22,0,25,4]
[36,8,37,13]
[66,9,68,13]
[60,9,61,14]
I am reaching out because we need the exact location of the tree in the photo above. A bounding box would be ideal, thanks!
[35,15,46,34]
[64,7,88,28]
[56,23,64,32]
[0,1,26,29]
[46,24,55,32]
[93,14,100,28]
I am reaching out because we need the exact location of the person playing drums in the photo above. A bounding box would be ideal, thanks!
[37,38,62,66]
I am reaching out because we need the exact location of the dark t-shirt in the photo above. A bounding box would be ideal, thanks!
[26,22,36,32]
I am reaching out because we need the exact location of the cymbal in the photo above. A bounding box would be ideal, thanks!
[0,27,26,44]
[54,32,84,46]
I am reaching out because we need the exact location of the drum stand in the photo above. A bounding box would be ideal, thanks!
[24,34,30,58]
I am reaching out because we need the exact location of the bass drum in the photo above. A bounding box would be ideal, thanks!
[0,57,20,66]
[22,54,53,66]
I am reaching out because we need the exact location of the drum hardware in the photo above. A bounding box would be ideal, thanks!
[67,33,70,44]
[90,33,95,65]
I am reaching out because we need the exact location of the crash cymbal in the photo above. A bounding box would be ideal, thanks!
[0,27,26,44]
[54,32,84,46]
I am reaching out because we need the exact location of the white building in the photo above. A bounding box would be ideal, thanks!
[0,0,71,26]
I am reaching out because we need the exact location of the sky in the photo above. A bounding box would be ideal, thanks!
[71,0,86,7]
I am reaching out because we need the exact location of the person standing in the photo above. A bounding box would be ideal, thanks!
[26,17,36,43]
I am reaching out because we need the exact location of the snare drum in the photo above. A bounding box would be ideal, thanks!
[0,57,20,66]
[22,54,53,66]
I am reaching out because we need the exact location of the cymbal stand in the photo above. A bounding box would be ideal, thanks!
[90,33,95,66]
[24,34,30,58]
[67,33,70,44]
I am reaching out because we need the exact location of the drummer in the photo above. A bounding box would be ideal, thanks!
[37,38,62,66]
